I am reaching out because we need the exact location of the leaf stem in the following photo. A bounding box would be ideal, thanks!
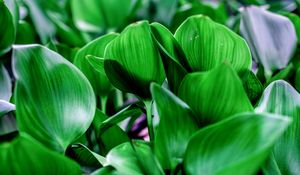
[100,95,108,114]
[144,100,154,142]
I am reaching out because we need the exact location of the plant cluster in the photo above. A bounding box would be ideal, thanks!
[1,0,300,175]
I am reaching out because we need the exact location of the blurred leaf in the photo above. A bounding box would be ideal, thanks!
[184,112,291,175]
[15,20,36,44]
[153,0,178,26]
[13,45,96,152]
[240,6,297,78]
[296,67,300,92]
[171,2,227,31]
[0,100,15,118]
[266,63,295,86]
[0,114,17,135]
[66,143,106,167]
[74,33,117,96]
[104,21,165,99]
[3,0,19,28]
[0,64,11,101]
[23,0,56,43]
[179,64,253,125]
[53,18,86,47]
[151,83,198,170]
[256,80,300,174]
[242,71,264,104]
[150,22,189,94]
[106,141,164,175]
[93,109,129,155]
[0,0,15,55]
[0,134,81,175]
[175,15,251,76]
[71,0,140,33]
[284,13,300,45]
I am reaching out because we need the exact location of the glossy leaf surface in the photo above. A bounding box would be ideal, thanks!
[74,34,117,96]
[13,45,96,152]
[240,6,297,77]
[179,64,253,124]
[184,113,291,175]
[0,0,15,55]
[256,80,300,175]
[151,83,198,170]
[0,134,81,175]
[104,21,165,98]
[175,15,251,76]
[107,142,164,175]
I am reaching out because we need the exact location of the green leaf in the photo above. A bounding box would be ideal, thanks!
[0,64,11,101]
[0,134,81,175]
[150,22,189,94]
[242,71,264,104]
[175,15,251,76]
[0,100,15,118]
[104,21,165,99]
[74,33,117,96]
[296,67,300,92]
[153,0,178,26]
[184,112,291,175]
[0,0,15,55]
[23,0,56,43]
[66,143,106,167]
[284,13,300,45]
[91,166,119,175]
[15,20,36,44]
[266,63,295,86]
[171,2,227,31]
[13,44,96,152]
[256,80,300,174]
[86,55,112,97]
[240,6,297,78]
[3,0,19,28]
[93,109,130,155]
[96,104,142,134]
[151,83,198,170]
[107,142,164,175]
[71,0,140,33]
[178,64,253,125]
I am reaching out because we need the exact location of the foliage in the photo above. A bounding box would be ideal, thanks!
[1,0,300,174]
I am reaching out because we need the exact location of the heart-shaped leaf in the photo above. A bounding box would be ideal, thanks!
[0,64,11,101]
[74,33,117,96]
[175,15,251,76]
[107,141,164,175]
[13,44,96,152]
[71,0,140,33]
[256,80,300,174]
[178,64,253,125]
[0,134,81,175]
[240,6,297,78]
[104,21,165,99]
[151,83,198,170]
[0,0,15,55]
[184,112,291,175]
